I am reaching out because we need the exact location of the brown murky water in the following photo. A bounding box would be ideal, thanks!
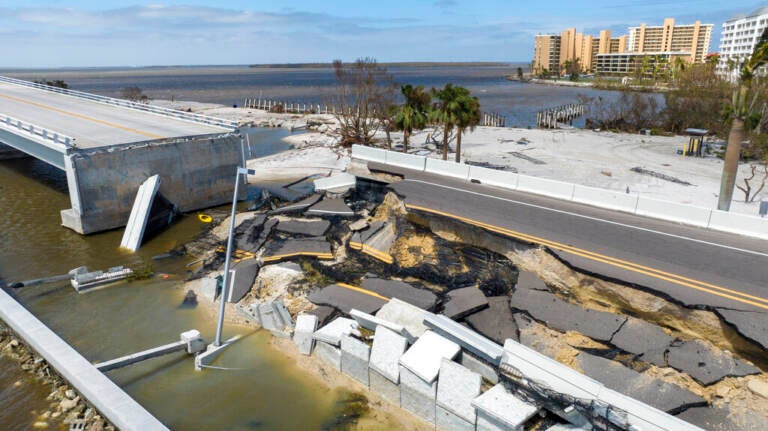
[0,130,346,430]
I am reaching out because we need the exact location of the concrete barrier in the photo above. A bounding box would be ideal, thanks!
[516,174,576,201]
[385,151,426,171]
[635,197,712,227]
[351,144,387,163]
[468,166,519,190]
[424,158,470,181]
[572,185,639,213]
[0,288,169,430]
[707,210,768,240]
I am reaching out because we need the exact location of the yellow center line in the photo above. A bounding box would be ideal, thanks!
[336,283,390,301]
[406,203,768,311]
[0,92,164,139]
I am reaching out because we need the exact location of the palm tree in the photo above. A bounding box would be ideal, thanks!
[718,28,768,211]
[431,84,461,160]
[394,84,431,153]
[454,93,481,163]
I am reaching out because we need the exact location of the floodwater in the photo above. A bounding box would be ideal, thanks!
[0,129,346,430]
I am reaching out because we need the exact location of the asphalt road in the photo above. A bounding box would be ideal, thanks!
[387,169,768,314]
[0,82,228,148]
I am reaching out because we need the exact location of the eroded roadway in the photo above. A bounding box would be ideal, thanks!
[378,164,768,349]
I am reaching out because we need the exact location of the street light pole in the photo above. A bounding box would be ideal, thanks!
[214,166,254,347]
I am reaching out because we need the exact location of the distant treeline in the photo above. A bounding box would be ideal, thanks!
[248,61,513,69]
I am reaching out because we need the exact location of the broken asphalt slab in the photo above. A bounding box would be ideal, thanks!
[442,286,489,320]
[306,198,355,217]
[576,351,706,414]
[275,218,331,237]
[267,194,323,215]
[465,296,519,344]
[715,308,768,351]
[308,283,387,315]
[262,237,333,262]
[515,270,549,291]
[610,316,674,367]
[361,277,437,310]
[510,287,626,342]
[666,339,760,385]
[675,405,749,431]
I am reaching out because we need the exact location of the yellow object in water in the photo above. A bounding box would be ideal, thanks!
[198,214,213,223]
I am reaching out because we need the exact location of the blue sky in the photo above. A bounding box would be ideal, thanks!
[1,1,765,68]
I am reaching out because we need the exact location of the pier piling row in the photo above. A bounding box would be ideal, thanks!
[536,103,584,128]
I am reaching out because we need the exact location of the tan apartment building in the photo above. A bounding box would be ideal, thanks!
[533,28,626,75]
[533,34,561,75]
[628,18,712,63]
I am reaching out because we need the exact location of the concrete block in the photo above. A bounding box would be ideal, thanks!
[350,308,405,335]
[459,352,499,384]
[516,174,575,201]
[369,326,408,383]
[252,300,292,332]
[199,277,218,301]
[399,330,461,383]
[468,165,519,189]
[293,314,318,355]
[314,172,356,192]
[437,405,475,431]
[314,341,341,371]
[572,184,639,213]
[341,335,371,387]
[472,384,538,431]
[708,209,768,240]
[180,329,205,354]
[425,158,470,180]
[312,317,360,347]
[424,314,503,365]
[385,151,426,171]
[376,298,432,342]
[120,174,161,252]
[351,144,387,163]
[370,369,401,405]
[442,286,489,320]
[437,359,481,423]
[635,197,711,227]
[400,365,437,424]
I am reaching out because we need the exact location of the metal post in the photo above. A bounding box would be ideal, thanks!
[214,167,254,347]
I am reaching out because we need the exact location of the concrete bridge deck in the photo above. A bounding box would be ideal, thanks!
[0,77,243,235]
[0,80,230,149]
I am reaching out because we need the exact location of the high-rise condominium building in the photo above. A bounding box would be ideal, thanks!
[533,29,625,75]
[628,18,712,63]
[533,34,561,74]
[717,7,768,81]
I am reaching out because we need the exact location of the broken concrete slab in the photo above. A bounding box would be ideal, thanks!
[459,351,499,384]
[293,314,318,355]
[262,237,333,263]
[250,299,294,333]
[715,308,768,351]
[465,296,519,344]
[348,218,369,231]
[313,172,356,192]
[312,317,360,347]
[443,286,489,320]
[369,326,408,384]
[306,198,355,217]
[610,317,674,367]
[400,365,438,425]
[424,314,503,365]
[340,335,370,387]
[267,193,322,215]
[120,174,161,252]
[436,359,481,427]
[308,284,387,315]
[227,260,260,303]
[349,309,405,335]
[399,330,461,383]
[199,277,218,301]
[306,305,336,326]
[361,277,437,311]
[375,298,432,342]
[667,339,760,385]
[315,340,341,371]
[515,270,549,291]
[275,218,331,237]
[510,287,626,342]
[576,352,706,414]
[472,384,539,431]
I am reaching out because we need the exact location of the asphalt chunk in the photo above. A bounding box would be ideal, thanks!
[666,339,760,385]
[443,287,489,320]
[610,317,674,367]
[465,296,518,344]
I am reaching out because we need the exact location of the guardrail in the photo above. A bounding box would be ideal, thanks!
[0,112,74,150]
[351,145,768,240]
[0,76,238,130]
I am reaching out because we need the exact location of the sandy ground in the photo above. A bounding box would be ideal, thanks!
[155,99,768,216]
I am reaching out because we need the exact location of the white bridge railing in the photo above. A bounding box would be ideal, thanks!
[0,76,238,130]
[0,112,74,150]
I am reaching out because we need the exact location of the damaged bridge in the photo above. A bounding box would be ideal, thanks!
[0,76,242,234]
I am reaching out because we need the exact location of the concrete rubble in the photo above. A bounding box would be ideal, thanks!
[471,384,539,431]
[369,326,408,405]
[312,317,360,347]
[361,276,437,310]
[293,313,318,355]
[399,330,460,383]
[313,172,356,193]
[349,309,405,335]
[245,299,294,337]
[666,339,760,385]
[423,314,503,365]
[341,335,371,386]
[308,283,387,314]
[375,298,432,342]
[436,359,482,431]
[443,286,490,320]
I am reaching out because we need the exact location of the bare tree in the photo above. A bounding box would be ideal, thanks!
[329,58,397,147]
[736,163,768,202]
[121,86,150,103]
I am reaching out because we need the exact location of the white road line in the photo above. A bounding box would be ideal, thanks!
[402,178,768,258]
